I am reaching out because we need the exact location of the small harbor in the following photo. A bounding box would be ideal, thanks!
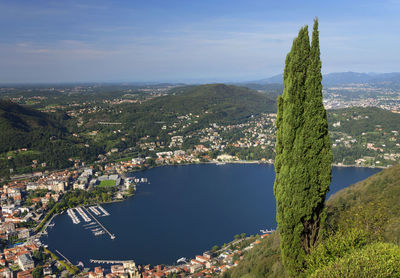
[65,205,113,238]
[83,206,115,240]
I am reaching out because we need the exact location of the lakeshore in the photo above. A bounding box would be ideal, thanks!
[42,163,380,270]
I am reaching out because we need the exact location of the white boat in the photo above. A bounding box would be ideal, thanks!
[177,257,187,263]
[94,230,105,236]
[260,229,274,234]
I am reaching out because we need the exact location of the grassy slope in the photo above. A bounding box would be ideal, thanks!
[222,232,286,278]
[325,163,400,244]
[223,163,400,277]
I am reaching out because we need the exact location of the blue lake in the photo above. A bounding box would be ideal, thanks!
[43,164,380,266]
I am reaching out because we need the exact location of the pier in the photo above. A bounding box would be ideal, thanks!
[76,207,91,222]
[89,206,101,215]
[83,207,116,240]
[97,205,110,216]
[90,259,133,264]
[67,208,80,224]
[260,229,275,234]
[55,249,72,264]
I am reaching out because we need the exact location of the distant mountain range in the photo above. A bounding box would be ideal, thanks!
[245,72,400,87]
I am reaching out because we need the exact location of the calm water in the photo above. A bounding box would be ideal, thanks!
[43,164,380,266]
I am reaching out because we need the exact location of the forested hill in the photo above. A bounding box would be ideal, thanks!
[113,84,277,140]
[0,84,278,178]
[0,99,66,152]
[146,84,277,122]
[0,100,103,177]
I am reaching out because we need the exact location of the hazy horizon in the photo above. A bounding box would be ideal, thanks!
[1,0,400,83]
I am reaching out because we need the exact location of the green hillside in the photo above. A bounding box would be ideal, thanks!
[165,84,277,121]
[223,164,400,277]
[119,84,276,126]
[106,83,277,146]
[0,99,66,152]
[0,84,277,178]
[0,100,103,178]
[328,107,400,137]
[328,107,400,167]
[326,163,400,244]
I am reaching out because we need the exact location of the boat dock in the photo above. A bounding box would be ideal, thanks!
[67,209,80,224]
[89,206,101,216]
[83,207,115,240]
[97,205,110,216]
[260,229,275,234]
[90,259,132,264]
[76,207,91,222]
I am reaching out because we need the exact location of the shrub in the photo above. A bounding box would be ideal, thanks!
[309,242,400,278]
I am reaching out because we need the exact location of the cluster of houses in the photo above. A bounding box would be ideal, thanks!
[135,113,277,162]
[0,243,46,278]
[87,261,140,278]
[136,233,271,278]
[0,171,71,227]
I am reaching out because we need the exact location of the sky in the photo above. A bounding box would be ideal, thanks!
[1,0,400,83]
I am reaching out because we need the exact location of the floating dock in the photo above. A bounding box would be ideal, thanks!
[76,207,91,222]
[89,206,101,216]
[90,259,132,264]
[97,205,110,216]
[83,207,115,240]
[67,209,80,224]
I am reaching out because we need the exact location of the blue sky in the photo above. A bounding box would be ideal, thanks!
[1,0,400,83]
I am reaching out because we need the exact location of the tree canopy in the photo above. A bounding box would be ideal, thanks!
[274,19,332,276]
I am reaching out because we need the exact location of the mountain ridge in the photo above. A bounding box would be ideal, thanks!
[244,71,400,87]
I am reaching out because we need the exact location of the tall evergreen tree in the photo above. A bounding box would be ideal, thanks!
[274,19,332,276]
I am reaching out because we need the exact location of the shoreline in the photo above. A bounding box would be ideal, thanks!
[127,160,387,175]
[41,162,383,272]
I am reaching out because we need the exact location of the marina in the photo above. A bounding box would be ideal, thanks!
[64,204,113,237]
[83,207,116,240]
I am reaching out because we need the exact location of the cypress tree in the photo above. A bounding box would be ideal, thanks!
[274,19,332,276]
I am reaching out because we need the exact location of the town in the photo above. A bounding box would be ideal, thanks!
[0,155,275,277]
[1,83,400,277]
